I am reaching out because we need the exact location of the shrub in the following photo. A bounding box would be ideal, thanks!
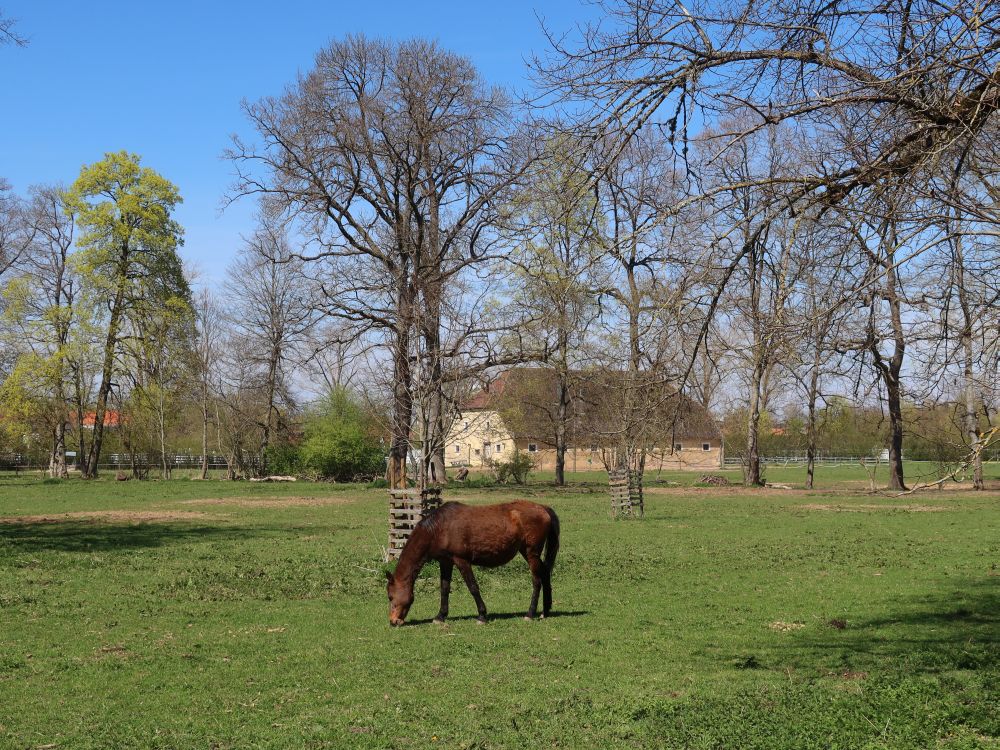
[299,423,382,481]
[265,442,303,476]
[298,388,384,481]
[489,449,534,485]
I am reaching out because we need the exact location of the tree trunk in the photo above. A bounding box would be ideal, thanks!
[555,377,567,486]
[387,275,415,490]
[954,233,984,490]
[49,422,68,478]
[258,342,281,478]
[158,388,170,479]
[805,383,818,490]
[743,232,766,487]
[420,279,447,486]
[200,380,210,480]
[85,277,126,479]
[745,358,765,486]
[72,365,87,471]
[883,245,907,492]
[885,375,906,491]
[805,344,822,490]
[50,366,69,478]
[554,332,570,486]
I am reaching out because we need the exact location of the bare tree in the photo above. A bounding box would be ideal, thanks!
[0,179,33,284]
[23,186,76,476]
[792,221,854,489]
[839,202,916,491]
[699,121,803,485]
[229,35,523,488]
[536,0,1000,206]
[533,3,1000,424]
[0,9,26,48]
[0,185,76,476]
[223,219,316,475]
[510,136,603,485]
[194,288,222,479]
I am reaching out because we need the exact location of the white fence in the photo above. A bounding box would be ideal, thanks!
[724,453,1000,467]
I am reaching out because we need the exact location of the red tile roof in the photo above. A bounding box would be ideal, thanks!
[79,410,122,428]
[462,370,513,410]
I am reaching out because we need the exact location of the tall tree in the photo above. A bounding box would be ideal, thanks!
[512,137,602,485]
[194,288,222,480]
[230,35,521,488]
[65,151,186,478]
[223,219,315,475]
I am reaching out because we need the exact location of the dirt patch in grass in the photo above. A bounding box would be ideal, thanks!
[0,510,218,524]
[797,503,950,512]
[179,495,355,509]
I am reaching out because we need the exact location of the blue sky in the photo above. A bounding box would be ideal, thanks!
[1,1,595,287]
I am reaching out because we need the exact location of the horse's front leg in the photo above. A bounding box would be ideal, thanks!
[434,558,453,624]
[454,557,488,624]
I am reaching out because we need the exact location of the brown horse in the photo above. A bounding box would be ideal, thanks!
[386,501,560,626]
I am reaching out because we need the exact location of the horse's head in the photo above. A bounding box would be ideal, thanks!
[386,570,413,626]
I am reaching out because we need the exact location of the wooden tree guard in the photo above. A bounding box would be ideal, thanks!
[609,468,644,518]
[387,486,442,559]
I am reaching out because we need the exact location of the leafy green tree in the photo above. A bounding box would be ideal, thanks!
[64,152,187,477]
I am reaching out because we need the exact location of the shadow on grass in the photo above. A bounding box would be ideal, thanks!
[773,578,999,675]
[405,610,591,625]
[0,520,269,553]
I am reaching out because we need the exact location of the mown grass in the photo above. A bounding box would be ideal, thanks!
[0,469,997,749]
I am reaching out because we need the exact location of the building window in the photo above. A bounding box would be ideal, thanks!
[485,420,491,430]
[674,443,683,452]
[528,443,538,453]
[590,444,598,452]
[454,445,461,454]
[463,420,469,429]
[702,443,710,451]
[474,448,481,455]
[496,443,503,452]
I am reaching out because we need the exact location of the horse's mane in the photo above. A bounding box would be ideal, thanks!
[414,501,462,536]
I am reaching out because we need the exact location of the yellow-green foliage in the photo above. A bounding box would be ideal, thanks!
[65,151,188,317]
[0,353,61,447]
[64,150,182,263]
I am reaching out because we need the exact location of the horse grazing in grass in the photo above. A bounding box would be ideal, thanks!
[386,501,560,626]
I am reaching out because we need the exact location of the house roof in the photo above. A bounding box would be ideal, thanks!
[461,370,514,410]
[77,410,122,428]
[461,368,721,447]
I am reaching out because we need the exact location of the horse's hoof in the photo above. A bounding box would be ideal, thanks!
[523,615,534,622]
[433,618,447,625]
[539,613,546,620]
[476,617,487,625]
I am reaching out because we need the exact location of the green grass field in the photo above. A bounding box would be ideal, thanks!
[1,467,997,749]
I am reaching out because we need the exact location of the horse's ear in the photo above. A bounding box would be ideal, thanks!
[385,570,393,582]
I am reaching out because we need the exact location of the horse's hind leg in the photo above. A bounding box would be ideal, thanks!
[434,558,454,624]
[541,561,552,618]
[523,552,545,620]
[454,558,488,624]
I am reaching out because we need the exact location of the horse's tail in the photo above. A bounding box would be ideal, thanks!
[544,506,560,573]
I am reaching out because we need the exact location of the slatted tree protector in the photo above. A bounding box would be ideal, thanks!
[387,487,442,559]
[609,468,644,519]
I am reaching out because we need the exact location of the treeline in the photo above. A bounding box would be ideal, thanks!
[0,152,387,479]
[720,400,997,465]
[2,2,999,489]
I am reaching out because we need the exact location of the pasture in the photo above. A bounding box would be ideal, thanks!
[1,467,997,749]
